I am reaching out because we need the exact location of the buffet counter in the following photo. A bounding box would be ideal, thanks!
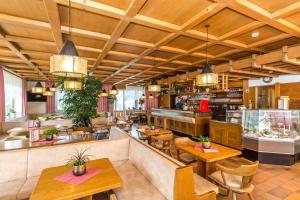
[151,108,211,136]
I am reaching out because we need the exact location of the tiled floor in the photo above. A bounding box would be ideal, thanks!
[130,126,300,200]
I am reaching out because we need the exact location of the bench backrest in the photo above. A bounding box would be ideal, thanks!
[128,137,185,200]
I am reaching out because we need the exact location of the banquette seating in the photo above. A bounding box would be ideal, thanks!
[0,127,218,200]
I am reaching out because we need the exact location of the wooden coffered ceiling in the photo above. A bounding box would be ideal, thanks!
[0,0,299,85]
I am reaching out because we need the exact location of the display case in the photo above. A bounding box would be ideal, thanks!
[226,110,243,124]
[242,109,300,165]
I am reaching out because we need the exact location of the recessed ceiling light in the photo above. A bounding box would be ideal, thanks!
[251,32,260,38]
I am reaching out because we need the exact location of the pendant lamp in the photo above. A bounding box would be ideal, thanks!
[50,0,87,78]
[32,81,44,94]
[99,89,108,97]
[64,80,82,90]
[141,93,146,99]
[43,87,53,96]
[148,79,161,92]
[196,25,218,86]
[50,83,56,92]
[149,94,154,99]
[109,85,118,95]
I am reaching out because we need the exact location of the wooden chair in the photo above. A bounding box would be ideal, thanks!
[208,158,259,200]
[175,137,197,164]
[151,133,173,155]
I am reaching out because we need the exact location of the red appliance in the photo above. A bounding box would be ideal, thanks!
[199,99,211,113]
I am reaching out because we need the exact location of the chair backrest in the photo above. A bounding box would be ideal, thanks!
[174,137,194,148]
[154,133,173,148]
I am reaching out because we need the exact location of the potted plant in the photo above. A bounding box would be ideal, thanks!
[149,122,155,130]
[193,136,211,149]
[43,128,57,141]
[66,148,91,176]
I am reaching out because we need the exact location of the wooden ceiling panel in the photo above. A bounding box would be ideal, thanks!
[63,34,106,49]
[232,25,284,45]
[111,43,146,54]
[285,12,300,27]
[149,50,177,59]
[58,5,119,35]
[16,43,57,53]
[0,47,17,57]
[0,0,48,21]
[105,55,133,62]
[192,8,255,37]
[122,23,169,44]
[1,24,54,41]
[259,37,300,52]
[197,44,234,56]
[228,51,253,60]
[139,0,212,25]
[77,50,99,59]
[93,0,133,10]
[166,36,204,51]
[177,55,200,63]
[248,0,299,13]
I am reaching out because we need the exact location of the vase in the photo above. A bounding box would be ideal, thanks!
[202,142,211,149]
[73,164,86,176]
[45,135,53,141]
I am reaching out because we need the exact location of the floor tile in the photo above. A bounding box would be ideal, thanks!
[268,186,292,199]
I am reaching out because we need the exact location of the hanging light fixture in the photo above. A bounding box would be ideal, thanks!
[43,87,53,96]
[50,0,87,78]
[64,80,82,90]
[109,85,118,95]
[31,81,44,94]
[148,79,161,92]
[149,94,154,99]
[196,25,218,87]
[141,93,146,99]
[50,83,56,92]
[99,89,108,97]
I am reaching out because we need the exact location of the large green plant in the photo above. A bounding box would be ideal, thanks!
[58,75,102,127]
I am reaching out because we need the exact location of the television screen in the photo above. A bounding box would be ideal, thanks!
[27,91,47,102]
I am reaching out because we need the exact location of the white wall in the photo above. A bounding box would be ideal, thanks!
[249,75,300,87]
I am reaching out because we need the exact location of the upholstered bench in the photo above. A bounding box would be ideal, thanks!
[0,127,218,200]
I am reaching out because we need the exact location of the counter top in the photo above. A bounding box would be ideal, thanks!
[152,108,194,114]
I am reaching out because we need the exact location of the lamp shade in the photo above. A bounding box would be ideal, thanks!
[149,94,154,99]
[31,81,44,93]
[99,89,108,97]
[148,79,161,92]
[50,84,56,92]
[64,80,82,90]
[141,93,146,99]
[196,63,218,86]
[43,87,53,96]
[50,40,87,78]
[109,85,118,95]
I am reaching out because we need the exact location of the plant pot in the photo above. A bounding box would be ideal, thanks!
[73,164,86,176]
[45,135,54,141]
[202,142,211,149]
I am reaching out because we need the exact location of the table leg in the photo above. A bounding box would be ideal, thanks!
[205,162,210,179]
[197,160,204,177]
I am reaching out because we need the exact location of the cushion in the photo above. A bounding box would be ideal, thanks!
[17,176,39,200]
[209,170,242,188]
[0,179,25,200]
[194,174,218,195]
[0,149,28,183]
[113,160,166,200]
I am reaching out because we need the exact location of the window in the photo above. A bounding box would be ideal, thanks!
[3,71,23,119]
[115,86,144,111]
[55,90,65,112]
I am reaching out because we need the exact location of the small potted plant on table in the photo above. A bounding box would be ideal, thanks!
[193,136,211,149]
[43,128,57,141]
[67,149,91,176]
[149,122,155,130]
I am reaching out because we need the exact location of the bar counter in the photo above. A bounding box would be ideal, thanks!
[151,108,211,136]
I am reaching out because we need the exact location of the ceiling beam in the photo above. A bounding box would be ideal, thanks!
[272,1,300,19]
[43,0,64,52]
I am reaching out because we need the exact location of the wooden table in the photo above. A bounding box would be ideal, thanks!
[176,142,241,178]
[30,158,122,200]
[137,128,172,143]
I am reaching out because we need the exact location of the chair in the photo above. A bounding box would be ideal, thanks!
[174,137,197,164]
[151,133,173,155]
[136,129,148,142]
[208,158,259,200]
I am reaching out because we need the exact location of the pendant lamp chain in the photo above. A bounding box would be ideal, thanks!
[205,25,209,64]
[68,0,72,38]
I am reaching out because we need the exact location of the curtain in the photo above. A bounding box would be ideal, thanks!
[22,79,27,116]
[97,84,113,113]
[0,66,5,122]
[145,88,158,110]
[46,81,56,113]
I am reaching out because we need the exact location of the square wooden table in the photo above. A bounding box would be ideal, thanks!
[176,142,241,178]
[137,128,172,143]
[30,158,122,200]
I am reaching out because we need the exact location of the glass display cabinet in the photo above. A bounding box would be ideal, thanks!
[242,110,300,165]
